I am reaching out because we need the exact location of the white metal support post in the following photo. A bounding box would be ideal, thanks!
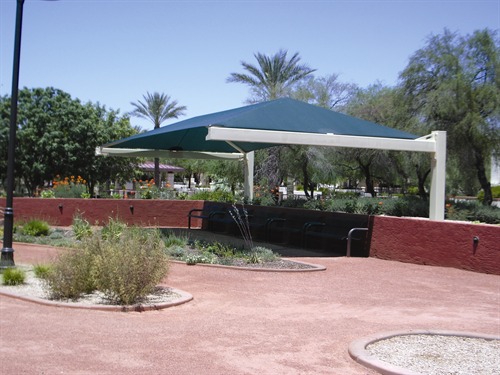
[428,131,447,221]
[243,151,254,202]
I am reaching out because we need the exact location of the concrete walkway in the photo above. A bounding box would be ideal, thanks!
[1,241,499,374]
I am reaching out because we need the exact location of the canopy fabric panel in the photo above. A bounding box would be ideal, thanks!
[103,98,417,153]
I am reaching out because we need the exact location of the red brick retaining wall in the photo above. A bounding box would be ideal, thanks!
[2,198,499,274]
[369,215,500,275]
[0,198,205,227]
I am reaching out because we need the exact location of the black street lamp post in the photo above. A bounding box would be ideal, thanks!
[1,0,25,268]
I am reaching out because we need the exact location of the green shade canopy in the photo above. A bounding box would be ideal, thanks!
[103,98,416,153]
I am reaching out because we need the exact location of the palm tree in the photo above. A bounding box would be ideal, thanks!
[227,49,316,102]
[228,50,316,191]
[130,92,186,187]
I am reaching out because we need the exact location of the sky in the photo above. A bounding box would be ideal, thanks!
[1,0,499,131]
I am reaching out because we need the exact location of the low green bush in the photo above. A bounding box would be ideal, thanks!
[33,264,53,280]
[188,189,236,203]
[477,186,500,203]
[2,268,26,285]
[45,224,169,304]
[251,246,278,262]
[163,232,188,248]
[100,217,127,241]
[92,227,169,305]
[22,220,50,237]
[45,244,98,300]
[446,200,500,224]
[323,196,429,217]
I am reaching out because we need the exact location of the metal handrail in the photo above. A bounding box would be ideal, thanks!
[346,228,369,257]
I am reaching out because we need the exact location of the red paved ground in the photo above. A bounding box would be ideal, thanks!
[1,243,499,374]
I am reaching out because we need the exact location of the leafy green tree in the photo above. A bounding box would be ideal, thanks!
[0,87,138,196]
[341,84,424,197]
[284,75,360,198]
[130,92,187,186]
[400,28,500,205]
[87,105,139,195]
[292,74,358,110]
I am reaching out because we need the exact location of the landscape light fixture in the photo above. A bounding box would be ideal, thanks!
[1,0,59,268]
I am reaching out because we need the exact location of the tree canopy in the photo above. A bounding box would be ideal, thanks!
[400,28,500,204]
[0,87,138,196]
[227,49,316,103]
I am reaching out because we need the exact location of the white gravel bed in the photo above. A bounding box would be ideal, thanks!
[367,334,500,375]
[0,269,181,306]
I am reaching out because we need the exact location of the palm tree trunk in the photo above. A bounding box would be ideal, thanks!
[154,158,160,188]
[474,149,493,205]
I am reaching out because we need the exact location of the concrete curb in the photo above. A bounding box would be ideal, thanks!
[348,329,500,375]
[0,286,193,312]
[170,258,327,272]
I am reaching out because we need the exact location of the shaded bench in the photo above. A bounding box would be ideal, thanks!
[302,213,370,256]
[188,203,370,256]
[187,208,226,230]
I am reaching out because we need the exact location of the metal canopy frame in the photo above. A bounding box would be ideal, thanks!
[97,98,446,217]
[206,127,447,221]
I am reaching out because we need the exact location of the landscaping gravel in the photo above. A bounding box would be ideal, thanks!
[367,334,500,375]
[0,270,181,306]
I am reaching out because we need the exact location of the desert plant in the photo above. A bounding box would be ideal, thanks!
[33,264,53,280]
[40,189,55,198]
[251,246,278,262]
[22,220,50,237]
[184,253,215,265]
[72,212,93,240]
[229,204,253,250]
[165,245,186,258]
[246,251,261,264]
[92,227,169,305]
[100,217,127,241]
[163,232,188,248]
[204,241,237,258]
[2,268,26,285]
[45,244,98,300]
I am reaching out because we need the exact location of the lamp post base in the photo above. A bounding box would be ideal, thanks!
[0,247,15,268]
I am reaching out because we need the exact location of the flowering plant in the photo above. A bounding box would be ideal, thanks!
[51,175,89,198]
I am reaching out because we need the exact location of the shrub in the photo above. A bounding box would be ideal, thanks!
[40,189,55,198]
[72,212,93,240]
[251,246,278,262]
[22,220,50,237]
[188,189,236,203]
[52,175,89,198]
[2,268,26,285]
[163,232,188,248]
[33,264,53,279]
[45,225,169,304]
[165,245,186,258]
[92,227,169,305]
[323,196,429,218]
[45,243,98,300]
[477,186,500,203]
[100,217,127,241]
[204,241,238,258]
[446,200,500,224]
[184,253,216,265]
[246,251,261,264]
